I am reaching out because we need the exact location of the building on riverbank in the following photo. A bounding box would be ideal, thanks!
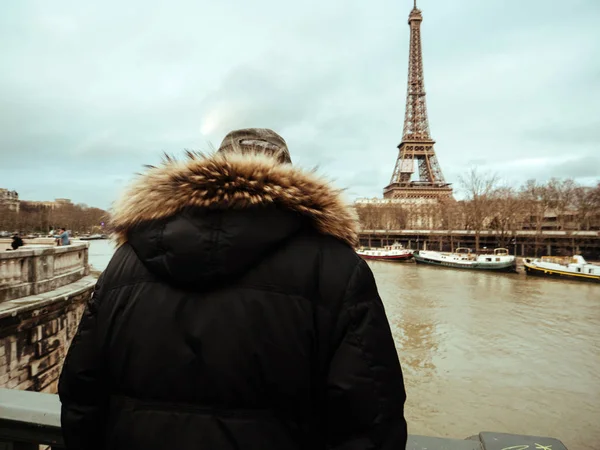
[0,188,75,215]
[20,198,73,210]
[0,189,19,213]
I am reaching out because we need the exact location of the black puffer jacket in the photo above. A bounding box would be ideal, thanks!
[58,153,407,450]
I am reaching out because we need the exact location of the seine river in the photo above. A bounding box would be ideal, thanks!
[88,240,600,450]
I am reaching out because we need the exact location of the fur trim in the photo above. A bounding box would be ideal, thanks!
[110,152,359,247]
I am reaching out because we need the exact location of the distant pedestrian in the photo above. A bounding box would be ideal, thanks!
[8,233,24,251]
[11,233,24,250]
[59,128,407,450]
[55,227,70,246]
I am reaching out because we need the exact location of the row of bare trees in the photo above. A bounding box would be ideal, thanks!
[460,171,600,250]
[0,202,108,235]
[355,171,600,251]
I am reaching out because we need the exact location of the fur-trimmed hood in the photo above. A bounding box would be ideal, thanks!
[111,152,359,247]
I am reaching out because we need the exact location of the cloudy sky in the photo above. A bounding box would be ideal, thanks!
[1,0,599,210]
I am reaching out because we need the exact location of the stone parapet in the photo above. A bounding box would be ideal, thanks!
[0,387,570,449]
[0,238,59,246]
[0,242,89,303]
[0,277,95,393]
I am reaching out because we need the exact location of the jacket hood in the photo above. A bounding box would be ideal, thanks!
[109,152,359,286]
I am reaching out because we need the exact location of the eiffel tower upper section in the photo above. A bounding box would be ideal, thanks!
[383,1,452,201]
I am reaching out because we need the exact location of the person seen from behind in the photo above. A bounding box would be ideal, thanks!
[8,233,24,251]
[12,233,24,250]
[58,128,407,450]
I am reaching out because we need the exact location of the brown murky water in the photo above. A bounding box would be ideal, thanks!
[370,261,600,450]
[89,242,600,450]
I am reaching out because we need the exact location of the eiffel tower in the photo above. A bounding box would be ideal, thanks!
[383,0,452,201]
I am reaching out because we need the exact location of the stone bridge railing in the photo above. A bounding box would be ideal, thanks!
[0,388,568,450]
[0,242,89,303]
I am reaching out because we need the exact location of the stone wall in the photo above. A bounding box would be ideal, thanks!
[0,278,95,393]
[0,242,89,303]
[0,238,58,246]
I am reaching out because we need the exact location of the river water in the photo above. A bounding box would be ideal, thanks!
[88,240,600,450]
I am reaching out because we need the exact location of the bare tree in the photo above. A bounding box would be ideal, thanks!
[488,186,529,249]
[0,203,108,235]
[459,167,498,252]
[590,182,600,230]
[0,205,18,231]
[354,203,407,231]
[520,180,553,256]
[546,178,577,230]
[437,197,459,230]
[355,204,381,231]
[572,185,597,231]
[353,177,600,250]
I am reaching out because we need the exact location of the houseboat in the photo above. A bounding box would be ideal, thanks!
[356,242,413,262]
[523,255,600,283]
[413,248,517,272]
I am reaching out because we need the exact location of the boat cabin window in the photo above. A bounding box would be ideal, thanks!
[496,258,500,262]
[577,268,581,272]
[486,258,492,262]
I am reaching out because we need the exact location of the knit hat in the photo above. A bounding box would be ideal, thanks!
[217,128,291,164]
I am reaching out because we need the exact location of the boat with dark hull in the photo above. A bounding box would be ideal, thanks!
[356,242,413,262]
[523,255,600,283]
[413,248,517,272]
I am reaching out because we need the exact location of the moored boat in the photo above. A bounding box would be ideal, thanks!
[413,247,517,272]
[79,234,107,241]
[356,242,413,262]
[523,255,600,283]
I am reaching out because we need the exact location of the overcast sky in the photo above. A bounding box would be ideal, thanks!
[1,0,599,210]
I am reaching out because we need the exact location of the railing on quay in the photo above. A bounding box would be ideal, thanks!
[0,388,64,449]
[359,229,600,238]
[0,388,568,450]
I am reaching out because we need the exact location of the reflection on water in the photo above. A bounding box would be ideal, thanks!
[88,242,600,450]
